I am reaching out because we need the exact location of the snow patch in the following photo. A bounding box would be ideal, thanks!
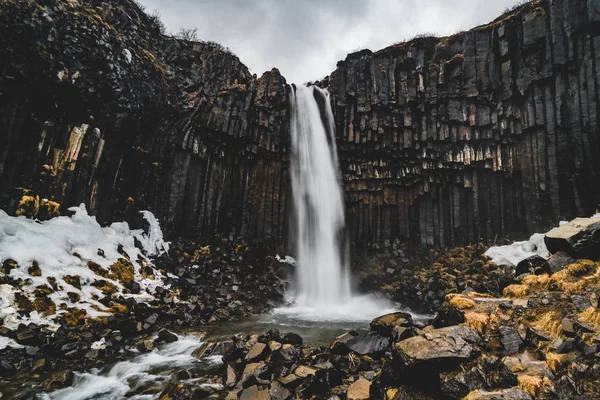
[0,335,23,351]
[485,233,549,267]
[276,255,296,266]
[0,204,170,330]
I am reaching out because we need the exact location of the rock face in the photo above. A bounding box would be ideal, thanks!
[1,0,600,249]
[0,0,289,242]
[544,217,600,259]
[327,0,600,247]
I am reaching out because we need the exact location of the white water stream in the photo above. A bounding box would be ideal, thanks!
[42,335,221,400]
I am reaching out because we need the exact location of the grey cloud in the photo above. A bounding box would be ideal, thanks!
[138,0,517,83]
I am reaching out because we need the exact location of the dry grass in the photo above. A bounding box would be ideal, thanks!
[578,307,600,331]
[447,294,476,309]
[549,261,600,294]
[530,311,563,340]
[544,352,574,373]
[467,291,494,299]
[504,274,550,298]
[503,284,528,298]
[464,312,490,334]
[517,374,552,397]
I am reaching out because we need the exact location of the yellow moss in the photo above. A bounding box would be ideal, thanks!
[578,307,600,331]
[61,308,87,327]
[110,304,128,314]
[549,261,600,294]
[91,279,118,295]
[109,258,134,285]
[463,312,490,334]
[88,261,109,278]
[64,275,81,290]
[16,194,40,217]
[28,262,42,277]
[531,311,562,340]
[503,284,528,298]
[545,352,574,373]
[32,297,56,315]
[192,245,211,262]
[447,294,476,310]
[38,199,60,219]
[517,374,552,397]
[467,291,494,299]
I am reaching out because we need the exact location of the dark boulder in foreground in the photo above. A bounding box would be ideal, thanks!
[544,217,600,260]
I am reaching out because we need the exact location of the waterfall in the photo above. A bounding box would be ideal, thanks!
[289,85,351,307]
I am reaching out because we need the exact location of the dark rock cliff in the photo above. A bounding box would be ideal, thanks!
[328,0,600,247]
[0,0,290,242]
[1,0,599,249]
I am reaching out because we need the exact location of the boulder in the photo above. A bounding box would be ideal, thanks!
[394,325,481,369]
[498,325,523,355]
[547,252,575,273]
[544,217,600,260]
[464,389,532,400]
[515,256,551,276]
[344,331,390,355]
[347,378,371,399]
[370,312,413,337]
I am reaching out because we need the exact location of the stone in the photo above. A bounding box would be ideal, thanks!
[498,325,523,355]
[245,342,268,361]
[571,295,592,311]
[226,365,238,388]
[547,252,575,273]
[440,367,488,399]
[544,217,600,259]
[515,255,551,276]
[345,331,390,355]
[394,325,481,369]
[156,329,178,344]
[239,385,270,400]
[551,337,575,353]
[294,365,318,378]
[370,312,413,337]
[269,381,291,400]
[0,360,16,377]
[464,389,532,399]
[240,362,268,386]
[347,378,371,399]
[282,332,303,345]
[525,328,552,346]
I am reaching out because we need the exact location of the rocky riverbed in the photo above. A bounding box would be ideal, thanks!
[1,215,599,399]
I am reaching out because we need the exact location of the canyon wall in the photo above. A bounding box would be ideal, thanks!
[1,0,599,248]
[328,0,600,247]
[0,0,290,242]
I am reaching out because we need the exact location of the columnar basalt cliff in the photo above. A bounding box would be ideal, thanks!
[0,0,290,242]
[1,0,599,249]
[328,0,600,247]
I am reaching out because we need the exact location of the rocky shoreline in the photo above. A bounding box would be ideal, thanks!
[1,216,599,399]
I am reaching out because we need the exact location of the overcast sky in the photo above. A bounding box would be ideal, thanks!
[138,0,517,83]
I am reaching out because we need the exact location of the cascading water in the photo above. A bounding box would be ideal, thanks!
[289,85,351,307]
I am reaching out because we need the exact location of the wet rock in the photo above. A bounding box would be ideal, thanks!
[464,389,532,400]
[545,218,600,260]
[155,329,178,344]
[245,343,268,361]
[515,256,551,276]
[498,325,523,355]
[344,331,390,356]
[394,325,481,369]
[571,295,592,310]
[440,367,488,399]
[269,381,291,400]
[551,337,576,353]
[347,378,371,399]
[282,332,302,346]
[239,385,270,400]
[547,252,575,273]
[0,360,16,377]
[370,312,413,337]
